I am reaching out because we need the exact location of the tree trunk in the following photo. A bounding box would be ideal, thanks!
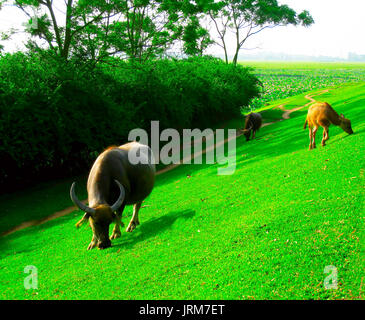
[46,0,63,56]
[233,48,239,66]
[223,42,228,64]
[62,0,73,59]
[233,18,240,66]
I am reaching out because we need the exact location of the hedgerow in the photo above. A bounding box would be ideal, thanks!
[0,53,260,191]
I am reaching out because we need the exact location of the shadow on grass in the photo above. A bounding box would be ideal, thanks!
[0,211,80,259]
[111,209,195,250]
[234,113,307,161]
[0,175,87,235]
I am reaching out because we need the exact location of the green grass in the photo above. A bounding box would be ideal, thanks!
[0,175,87,235]
[0,82,364,300]
[239,61,365,110]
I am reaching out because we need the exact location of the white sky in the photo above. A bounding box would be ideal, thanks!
[250,0,365,58]
[1,0,365,59]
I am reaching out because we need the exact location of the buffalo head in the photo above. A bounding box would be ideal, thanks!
[70,180,125,250]
[243,124,253,141]
[339,114,354,135]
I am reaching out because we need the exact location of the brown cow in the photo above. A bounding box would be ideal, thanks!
[70,142,155,250]
[304,102,353,150]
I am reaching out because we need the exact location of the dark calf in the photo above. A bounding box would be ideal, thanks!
[243,112,262,141]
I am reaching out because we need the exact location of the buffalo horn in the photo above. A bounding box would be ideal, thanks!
[110,180,125,212]
[70,182,96,214]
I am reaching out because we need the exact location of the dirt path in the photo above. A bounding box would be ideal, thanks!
[1,89,330,237]
[1,206,79,237]
[276,89,329,120]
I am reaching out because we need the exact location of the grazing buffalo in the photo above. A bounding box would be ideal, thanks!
[304,102,353,150]
[243,112,262,141]
[70,142,155,250]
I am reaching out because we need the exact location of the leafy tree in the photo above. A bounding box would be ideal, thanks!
[182,16,213,56]
[3,0,88,60]
[97,0,185,62]
[3,0,214,62]
[208,0,314,65]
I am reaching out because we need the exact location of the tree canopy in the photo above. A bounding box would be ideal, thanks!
[4,0,214,61]
[1,0,314,64]
[208,0,314,64]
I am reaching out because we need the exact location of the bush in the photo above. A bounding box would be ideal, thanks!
[102,56,261,130]
[0,53,260,191]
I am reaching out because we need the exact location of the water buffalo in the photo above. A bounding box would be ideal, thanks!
[304,102,353,150]
[243,112,262,141]
[70,142,155,250]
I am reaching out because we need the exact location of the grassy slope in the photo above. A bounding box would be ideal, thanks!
[0,83,364,300]
[0,176,87,235]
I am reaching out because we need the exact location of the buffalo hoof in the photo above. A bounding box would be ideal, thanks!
[126,221,137,232]
[98,240,111,249]
[110,232,121,240]
[87,241,97,250]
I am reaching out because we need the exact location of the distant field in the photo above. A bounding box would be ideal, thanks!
[241,61,365,69]
[239,62,365,109]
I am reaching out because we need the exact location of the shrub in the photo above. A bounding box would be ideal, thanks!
[0,53,260,191]
[101,56,261,130]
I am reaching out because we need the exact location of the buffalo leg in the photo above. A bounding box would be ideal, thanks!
[110,204,125,240]
[309,127,313,150]
[126,201,142,232]
[252,130,256,139]
[312,126,318,149]
[321,126,329,146]
[87,235,98,250]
